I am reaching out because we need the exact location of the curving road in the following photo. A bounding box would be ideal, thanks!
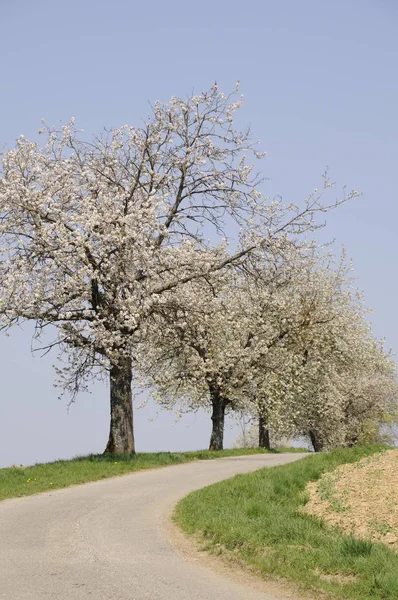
[0,453,307,599]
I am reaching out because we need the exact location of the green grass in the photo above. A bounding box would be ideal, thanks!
[174,445,398,600]
[0,446,304,502]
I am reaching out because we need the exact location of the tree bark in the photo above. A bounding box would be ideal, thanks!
[104,356,135,455]
[309,429,324,453]
[209,385,229,451]
[259,413,271,450]
[346,434,359,448]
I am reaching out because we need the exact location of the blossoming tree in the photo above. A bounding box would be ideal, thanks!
[140,248,397,451]
[0,84,358,454]
[137,248,339,449]
[241,256,398,451]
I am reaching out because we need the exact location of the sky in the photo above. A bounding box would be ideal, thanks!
[0,0,397,467]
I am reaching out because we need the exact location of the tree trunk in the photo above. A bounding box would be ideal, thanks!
[209,386,228,451]
[346,434,359,448]
[259,413,271,450]
[309,430,324,453]
[104,356,135,455]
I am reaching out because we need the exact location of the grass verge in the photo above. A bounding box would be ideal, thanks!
[174,445,398,600]
[0,446,304,502]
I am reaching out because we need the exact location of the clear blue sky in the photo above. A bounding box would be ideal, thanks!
[1,0,397,467]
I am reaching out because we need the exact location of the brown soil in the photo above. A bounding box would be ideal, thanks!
[302,449,398,549]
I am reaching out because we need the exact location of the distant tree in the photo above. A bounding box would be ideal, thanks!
[233,417,293,450]
[229,252,357,448]
[285,281,398,452]
[220,252,397,453]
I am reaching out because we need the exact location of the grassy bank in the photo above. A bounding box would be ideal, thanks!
[0,446,304,502]
[174,445,398,600]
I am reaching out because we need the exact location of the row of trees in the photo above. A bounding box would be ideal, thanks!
[138,248,397,451]
[1,84,396,453]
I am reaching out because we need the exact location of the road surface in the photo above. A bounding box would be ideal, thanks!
[0,453,307,599]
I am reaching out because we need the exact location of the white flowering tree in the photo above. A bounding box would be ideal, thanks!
[142,247,397,452]
[136,267,251,450]
[234,253,359,448]
[137,249,344,450]
[248,257,398,452]
[0,84,359,454]
[293,319,398,451]
[217,253,351,449]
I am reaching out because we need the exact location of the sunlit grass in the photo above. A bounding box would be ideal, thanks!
[0,446,305,501]
[174,445,398,599]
